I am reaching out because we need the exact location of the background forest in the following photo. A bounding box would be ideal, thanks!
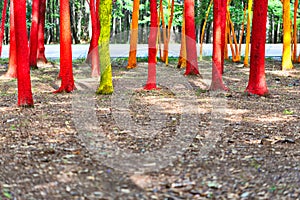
[0,0,297,45]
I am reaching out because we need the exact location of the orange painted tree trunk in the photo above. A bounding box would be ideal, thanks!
[244,0,252,67]
[29,0,40,69]
[13,0,34,106]
[144,0,158,90]
[0,0,8,57]
[127,0,140,69]
[245,0,268,96]
[5,0,17,78]
[281,0,293,70]
[55,0,75,93]
[184,0,199,75]
[210,0,228,91]
[37,0,48,63]
[177,10,186,68]
[164,0,174,65]
[87,0,100,77]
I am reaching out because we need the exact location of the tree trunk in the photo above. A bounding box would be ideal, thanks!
[177,7,186,68]
[0,0,8,57]
[13,0,34,106]
[245,0,268,96]
[281,0,293,70]
[184,0,199,75]
[96,0,114,94]
[210,0,228,91]
[293,0,298,62]
[5,0,17,78]
[127,0,140,69]
[144,0,158,90]
[37,0,48,63]
[29,0,40,69]
[244,0,252,67]
[55,0,75,93]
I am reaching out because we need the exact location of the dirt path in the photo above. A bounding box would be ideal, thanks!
[0,59,299,199]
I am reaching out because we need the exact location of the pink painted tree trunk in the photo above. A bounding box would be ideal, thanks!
[0,0,8,57]
[37,0,48,63]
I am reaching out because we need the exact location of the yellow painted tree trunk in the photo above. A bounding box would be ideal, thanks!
[127,0,140,69]
[97,0,114,94]
[244,0,252,67]
[160,0,167,62]
[199,0,213,61]
[282,0,293,70]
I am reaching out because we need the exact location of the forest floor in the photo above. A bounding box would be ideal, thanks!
[0,58,299,200]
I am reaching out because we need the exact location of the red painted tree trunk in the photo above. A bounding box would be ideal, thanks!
[184,0,199,75]
[245,0,269,96]
[13,0,34,106]
[210,0,228,91]
[37,0,48,63]
[144,0,158,90]
[55,0,75,93]
[87,0,100,77]
[5,0,17,78]
[29,0,40,69]
[0,0,8,57]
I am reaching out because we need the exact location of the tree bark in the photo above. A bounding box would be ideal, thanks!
[184,0,199,75]
[29,0,40,69]
[37,0,48,63]
[144,0,158,90]
[210,0,228,91]
[55,0,75,93]
[0,0,8,57]
[13,0,34,106]
[244,0,252,67]
[245,0,268,96]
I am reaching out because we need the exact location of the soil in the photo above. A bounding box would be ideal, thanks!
[0,58,299,200]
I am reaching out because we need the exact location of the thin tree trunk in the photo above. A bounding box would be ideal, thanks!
[127,0,140,69]
[293,0,298,62]
[177,8,186,68]
[37,0,48,63]
[29,0,40,69]
[244,0,252,67]
[164,0,174,65]
[0,0,8,57]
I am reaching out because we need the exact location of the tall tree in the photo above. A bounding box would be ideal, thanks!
[96,0,114,94]
[5,0,17,78]
[184,0,199,75]
[127,0,140,69]
[37,0,48,64]
[13,0,34,106]
[281,0,293,70]
[29,0,40,69]
[244,0,252,67]
[292,0,298,62]
[163,0,174,65]
[245,0,268,96]
[144,0,158,90]
[177,9,186,68]
[210,0,228,91]
[0,0,8,57]
[55,0,75,93]
[87,0,100,77]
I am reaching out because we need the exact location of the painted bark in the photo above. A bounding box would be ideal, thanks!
[87,0,100,77]
[37,0,48,63]
[243,0,252,67]
[293,0,298,62]
[164,0,174,65]
[210,0,228,91]
[0,0,8,57]
[184,0,199,75]
[177,11,186,68]
[159,0,167,62]
[55,0,75,93]
[96,0,114,94]
[127,0,140,69]
[29,0,40,69]
[144,0,158,90]
[13,0,34,106]
[5,1,17,78]
[245,0,269,96]
[281,0,293,70]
